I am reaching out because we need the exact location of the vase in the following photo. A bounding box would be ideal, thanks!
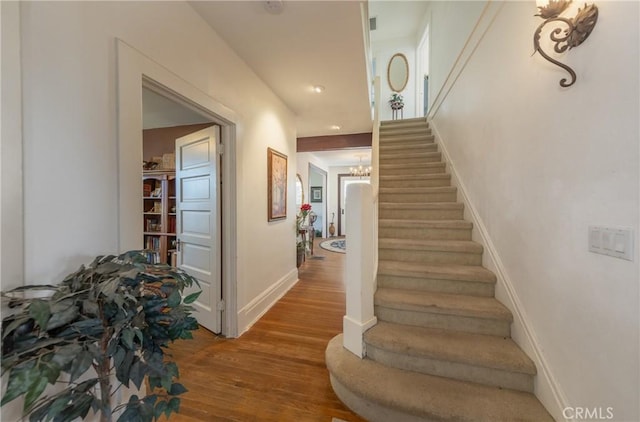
[328,222,336,237]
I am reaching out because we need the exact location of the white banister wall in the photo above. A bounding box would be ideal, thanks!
[342,77,380,358]
[371,77,380,281]
[343,183,377,357]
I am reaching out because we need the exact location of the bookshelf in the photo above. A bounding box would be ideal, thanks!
[142,171,177,265]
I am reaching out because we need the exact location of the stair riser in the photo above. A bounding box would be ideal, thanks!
[380,134,436,146]
[379,208,464,220]
[380,138,434,147]
[365,346,534,393]
[380,178,451,188]
[375,306,511,336]
[379,249,483,266]
[380,124,429,132]
[379,165,446,176]
[329,375,425,422]
[380,154,442,164]
[381,138,436,146]
[378,226,472,240]
[380,145,438,155]
[379,191,457,202]
[380,120,429,131]
[376,274,494,297]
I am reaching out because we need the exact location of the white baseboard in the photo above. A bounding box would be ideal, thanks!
[430,121,568,422]
[237,268,299,336]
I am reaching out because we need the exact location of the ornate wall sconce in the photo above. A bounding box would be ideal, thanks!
[533,0,598,87]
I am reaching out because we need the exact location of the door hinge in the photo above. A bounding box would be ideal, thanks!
[217,300,225,311]
[218,143,224,155]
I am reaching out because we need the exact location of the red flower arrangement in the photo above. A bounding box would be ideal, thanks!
[297,203,312,231]
[300,203,312,213]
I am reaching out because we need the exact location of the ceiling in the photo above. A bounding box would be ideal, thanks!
[143,0,429,166]
[189,0,373,138]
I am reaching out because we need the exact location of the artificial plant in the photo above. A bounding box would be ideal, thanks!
[1,250,201,422]
[389,92,404,108]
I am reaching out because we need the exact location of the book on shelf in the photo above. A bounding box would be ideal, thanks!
[144,250,160,264]
[145,236,161,251]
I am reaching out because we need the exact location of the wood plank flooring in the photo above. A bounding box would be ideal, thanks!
[165,240,366,422]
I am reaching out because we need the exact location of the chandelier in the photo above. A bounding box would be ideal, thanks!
[350,157,371,178]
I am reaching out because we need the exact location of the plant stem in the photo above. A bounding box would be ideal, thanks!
[98,303,113,422]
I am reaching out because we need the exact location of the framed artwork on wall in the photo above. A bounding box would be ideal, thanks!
[310,186,322,203]
[267,148,287,221]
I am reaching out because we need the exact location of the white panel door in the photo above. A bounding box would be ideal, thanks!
[176,126,221,333]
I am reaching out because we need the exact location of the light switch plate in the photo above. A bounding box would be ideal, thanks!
[589,226,634,261]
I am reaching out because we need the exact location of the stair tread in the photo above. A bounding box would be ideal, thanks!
[375,288,513,321]
[379,202,463,209]
[380,130,430,135]
[380,117,428,126]
[326,335,553,422]
[380,151,441,158]
[380,173,450,180]
[379,219,472,229]
[377,260,496,283]
[379,186,456,193]
[379,238,483,253]
[379,162,444,169]
[365,322,536,375]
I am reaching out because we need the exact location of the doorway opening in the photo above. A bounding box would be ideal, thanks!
[142,85,223,334]
[337,174,371,236]
[308,163,327,238]
[117,40,238,337]
[417,21,430,117]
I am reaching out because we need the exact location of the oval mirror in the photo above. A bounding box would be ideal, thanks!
[387,53,409,92]
[295,174,304,209]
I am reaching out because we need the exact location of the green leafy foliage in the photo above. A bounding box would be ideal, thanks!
[1,250,200,422]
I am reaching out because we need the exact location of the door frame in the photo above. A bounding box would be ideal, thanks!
[116,40,239,337]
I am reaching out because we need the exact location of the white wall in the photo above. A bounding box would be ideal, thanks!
[309,169,326,237]
[10,1,297,336]
[429,1,639,421]
[1,1,24,292]
[427,1,485,111]
[372,37,418,121]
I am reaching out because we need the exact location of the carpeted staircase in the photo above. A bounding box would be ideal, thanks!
[326,117,554,421]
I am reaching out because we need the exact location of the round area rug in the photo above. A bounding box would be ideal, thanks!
[320,238,346,254]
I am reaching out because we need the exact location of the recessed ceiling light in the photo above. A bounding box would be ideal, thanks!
[312,85,325,93]
[331,125,341,130]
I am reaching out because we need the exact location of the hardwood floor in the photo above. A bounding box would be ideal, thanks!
[166,240,366,422]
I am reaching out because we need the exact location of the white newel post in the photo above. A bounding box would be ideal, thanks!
[343,183,377,358]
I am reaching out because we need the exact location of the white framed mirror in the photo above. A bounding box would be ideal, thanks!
[387,53,409,92]
[295,173,304,208]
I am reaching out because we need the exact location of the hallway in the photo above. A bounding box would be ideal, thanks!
[167,241,365,421]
